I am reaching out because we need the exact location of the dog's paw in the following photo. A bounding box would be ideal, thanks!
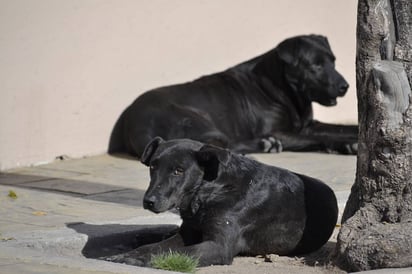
[100,253,146,266]
[260,137,283,153]
[344,142,358,155]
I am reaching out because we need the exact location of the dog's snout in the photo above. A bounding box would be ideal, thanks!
[143,196,156,210]
[338,82,349,95]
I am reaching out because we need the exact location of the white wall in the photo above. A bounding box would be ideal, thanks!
[0,0,357,170]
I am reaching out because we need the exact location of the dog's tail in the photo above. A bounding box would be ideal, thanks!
[108,110,127,154]
[291,173,338,255]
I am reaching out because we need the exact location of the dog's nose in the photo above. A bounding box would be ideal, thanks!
[338,82,349,95]
[143,196,156,209]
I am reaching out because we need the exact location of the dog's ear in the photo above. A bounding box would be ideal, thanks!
[313,35,332,52]
[141,136,163,166]
[195,144,231,181]
[276,39,297,65]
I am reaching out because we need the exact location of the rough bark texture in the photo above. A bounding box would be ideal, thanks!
[335,0,412,271]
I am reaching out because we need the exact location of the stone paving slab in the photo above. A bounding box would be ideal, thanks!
[20,178,126,195]
[7,154,149,189]
[0,173,146,206]
[0,173,54,185]
[7,167,88,179]
[87,188,145,207]
[0,185,151,234]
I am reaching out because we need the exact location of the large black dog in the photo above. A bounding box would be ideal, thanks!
[105,137,338,267]
[109,35,358,157]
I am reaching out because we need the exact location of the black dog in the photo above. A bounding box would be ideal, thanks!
[105,137,338,267]
[108,34,358,157]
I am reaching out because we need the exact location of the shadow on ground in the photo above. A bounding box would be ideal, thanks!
[67,220,338,269]
[67,222,179,258]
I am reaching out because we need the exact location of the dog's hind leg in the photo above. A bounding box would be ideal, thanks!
[261,132,358,154]
[125,129,154,158]
[304,120,358,140]
[230,133,355,154]
[291,173,338,254]
[123,102,232,155]
[195,130,230,149]
[166,105,231,149]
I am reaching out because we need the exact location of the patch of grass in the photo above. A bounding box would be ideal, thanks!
[8,190,17,199]
[150,251,199,273]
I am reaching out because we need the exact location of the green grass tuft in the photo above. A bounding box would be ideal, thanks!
[8,190,17,199]
[150,251,199,273]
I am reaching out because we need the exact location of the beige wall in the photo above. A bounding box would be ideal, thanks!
[0,0,357,170]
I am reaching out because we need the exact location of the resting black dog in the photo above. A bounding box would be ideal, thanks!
[105,137,338,267]
[109,34,358,157]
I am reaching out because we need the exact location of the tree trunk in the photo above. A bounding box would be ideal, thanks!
[335,0,412,271]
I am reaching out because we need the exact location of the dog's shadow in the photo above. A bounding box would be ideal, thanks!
[67,221,338,268]
[66,222,179,258]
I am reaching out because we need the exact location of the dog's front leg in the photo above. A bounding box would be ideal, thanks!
[170,240,234,266]
[103,239,233,267]
[102,232,186,266]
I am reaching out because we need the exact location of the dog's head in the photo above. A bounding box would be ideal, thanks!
[140,137,231,213]
[276,35,349,106]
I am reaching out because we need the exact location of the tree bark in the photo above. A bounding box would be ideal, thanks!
[335,0,412,271]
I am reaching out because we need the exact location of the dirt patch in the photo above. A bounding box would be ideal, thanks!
[197,245,345,274]
[197,255,344,274]
[197,228,345,274]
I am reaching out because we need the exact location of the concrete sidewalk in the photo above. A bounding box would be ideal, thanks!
[0,152,404,273]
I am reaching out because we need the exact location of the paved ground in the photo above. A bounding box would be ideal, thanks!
[0,152,409,273]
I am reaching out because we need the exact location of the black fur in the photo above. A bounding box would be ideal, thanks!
[105,138,338,267]
[109,34,358,157]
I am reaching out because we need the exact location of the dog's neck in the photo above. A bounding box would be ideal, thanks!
[178,178,205,219]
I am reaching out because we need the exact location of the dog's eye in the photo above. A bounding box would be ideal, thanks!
[173,167,184,176]
[311,64,323,72]
[150,164,156,170]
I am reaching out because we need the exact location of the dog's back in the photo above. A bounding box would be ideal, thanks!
[291,173,338,254]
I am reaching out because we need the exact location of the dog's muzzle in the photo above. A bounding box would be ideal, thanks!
[143,195,170,213]
[143,196,157,210]
[338,82,349,96]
